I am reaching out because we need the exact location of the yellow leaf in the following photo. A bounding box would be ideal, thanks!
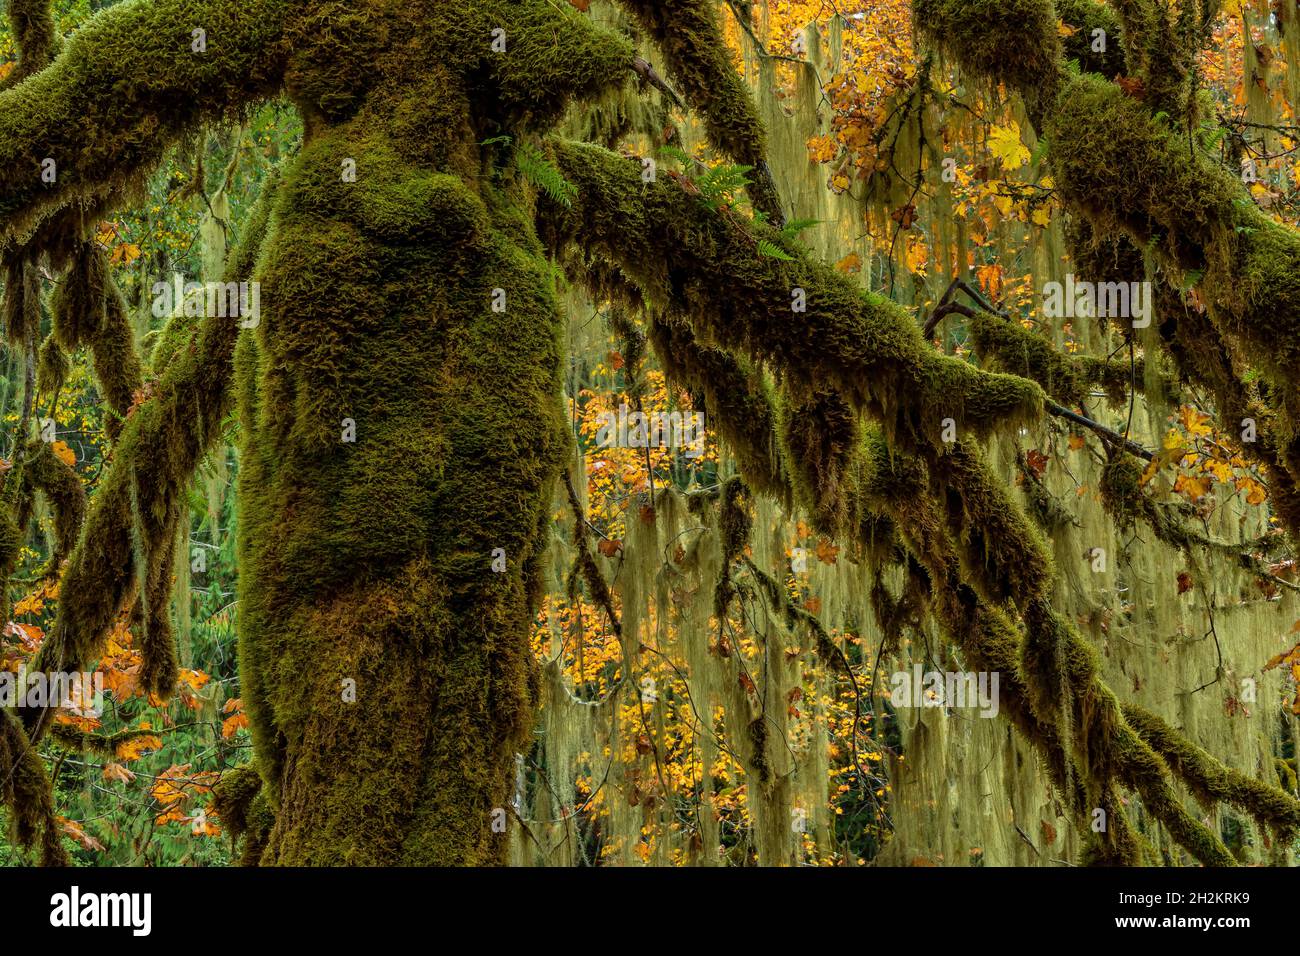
[988,122,1031,170]
[115,734,163,762]
[835,251,862,273]
[51,440,75,467]
[1173,473,1212,502]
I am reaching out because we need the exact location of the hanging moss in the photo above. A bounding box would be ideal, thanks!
[647,313,788,502]
[35,333,67,400]
[912,0,1062,111]
[17,439,86,575]
[0,708,68,866]
[1,252,40,346]
[547,138,1047,454]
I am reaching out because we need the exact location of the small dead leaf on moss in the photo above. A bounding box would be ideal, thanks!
[1176,571,1193,594]
[1025,449,1049,479]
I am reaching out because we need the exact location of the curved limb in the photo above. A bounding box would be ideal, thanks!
[615,0,785,223]
[0,0,293,237]
[20,166,279,743]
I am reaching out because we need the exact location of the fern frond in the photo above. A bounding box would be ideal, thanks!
[517,143,577,207]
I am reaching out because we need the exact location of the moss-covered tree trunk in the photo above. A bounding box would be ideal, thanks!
[223,3,627,865]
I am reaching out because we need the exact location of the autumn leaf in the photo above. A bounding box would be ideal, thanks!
[109,242,141,266]
[1067,433,1085,451]
[57,816,105,852]
[178,668,210,691]
[102,762,136,784]
[975,262,1004,299]
[606,350,625,370]
[815,537,839,564]
[51,441,76,467]
[222,712,250,738]
[1025,449,1049,479]
[1173,473,1213,502]
[988,122,1030,170]
[835,251,862,273]
[115,734,163,762]
[890,203,917,229]
[597,537,622,557]
[567,0,591,9]
[1177,405,1213,437]
[1176,571,1193,595]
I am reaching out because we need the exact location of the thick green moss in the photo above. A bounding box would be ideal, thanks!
[18,439,86,575]
[547,139,1046,455]
[0,708,68,865]
[1125,704,1300,841]
[1055,0,1126,77]
[913,0,1062,102]
[0,0,292,237]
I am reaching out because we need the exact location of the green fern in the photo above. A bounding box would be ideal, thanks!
[756,239,795,261]
[516,142,577,207]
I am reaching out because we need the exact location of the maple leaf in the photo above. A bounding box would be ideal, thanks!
[975,262,1004,298]
[57,816,105,852]
[597,537,622,557]
[1025,449,1050,479]
[1177,405,1213,437]
[191,812,222,837]
[51,440,76,467]
[178,668,210,692]
[116,734,163,761]
[815,537,839,564]
[890,203,917,229]
[835,251,862,273]
[988,122,1030,170]
[222,712,250,738]
[1173,473,1212,502]
[102,762,136,784]
[1067,433,1085,451]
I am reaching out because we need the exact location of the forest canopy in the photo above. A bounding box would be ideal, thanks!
[0,0,1298,872]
